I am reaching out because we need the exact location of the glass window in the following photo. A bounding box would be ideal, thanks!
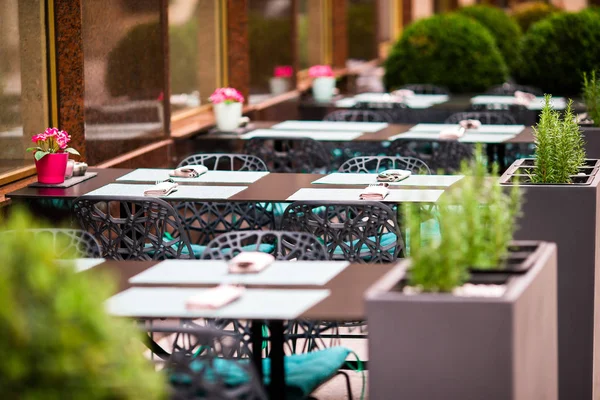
[0,0,48,179]
[297,0,329,72]
[169,0,222,115]
[249,0,294,102]
[82,0,165,165]
[347,0,377,61]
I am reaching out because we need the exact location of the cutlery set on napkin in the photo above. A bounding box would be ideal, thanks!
[185,252,276,310]
[357,169,412,200]
[439,119,482,140]
[143,165,208,197]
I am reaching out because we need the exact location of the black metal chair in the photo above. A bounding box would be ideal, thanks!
[146,324,353,400]
[485,82,543,96]
[0,228,102,258]
[338,155,431,174]
[243,137,330,173]
[323,109,392,122]
[444,111,517,125]
[145,325,268,400]
[72,196,195,260]
[172,202,275,250]
[280,200,404,263]
[200,230,328,261]
[400,83,450,95]
[177,153,268,171]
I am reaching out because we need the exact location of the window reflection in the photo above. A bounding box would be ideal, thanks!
[0,0,47,177]
[82,0,165,165]
[348,0,377,61]
[249,0,294,101]
[297,0,330,73]
[169,0,221,114]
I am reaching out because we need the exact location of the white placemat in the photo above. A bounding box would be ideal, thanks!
[353,93,449,109]
[470,95,567,111]
[286,188,444,203]
[312,173,464,187]
[409,123,525,134]
[85,184,247,200]
[335,98,358,108]
[272,120,388,132]
[240,129,363,141]
[116,169,269,184]
[106,287,330,320]
[56,258,106,273]
[388,131,516,143]
[129,260,349,286]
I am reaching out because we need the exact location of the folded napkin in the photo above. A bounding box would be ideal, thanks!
[359,185,390,200]
[228,252,275,274]
[514,90,536,105]
[391,89,416,98]
[439,127,465,140]
[185,285,245,310]
[169,165,208,178]
[377,169,412,182]
[143,181,178,197]
[458,119,482,130]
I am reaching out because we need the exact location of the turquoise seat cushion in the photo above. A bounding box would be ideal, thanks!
[158,233,275,258]
[332,231,399,258]
[174,346,351,399]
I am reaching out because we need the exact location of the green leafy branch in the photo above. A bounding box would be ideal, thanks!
[583,70,600,126]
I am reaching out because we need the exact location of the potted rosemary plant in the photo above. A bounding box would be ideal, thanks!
[500,95,600,400]
[367,147,558,400]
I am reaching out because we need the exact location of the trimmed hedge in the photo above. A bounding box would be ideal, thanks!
[511,1,559,32]
[516,11,600,95]
[457,5,522,73]
[383,14,507,93]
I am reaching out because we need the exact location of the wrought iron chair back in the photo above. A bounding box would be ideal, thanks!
[72,195,194,260]
[0,228,102,258]
[323,109,392,122]
[177,153,268,171]
[445,111,517,125]
[280,200,404,263]
[338,155,431,174]
[243,137,330,173]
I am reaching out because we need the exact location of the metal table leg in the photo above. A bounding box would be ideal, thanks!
[269,320,286,400]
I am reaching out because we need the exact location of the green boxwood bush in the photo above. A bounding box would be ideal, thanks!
[0,209,165,398]
[457,5,522,73]
[516,10,600,95]
[511,1,559,32]
[383,14,507,93]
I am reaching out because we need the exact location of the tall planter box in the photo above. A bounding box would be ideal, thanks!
[500,160,600,400]
[581,126,600,159]
[366,241,557,400]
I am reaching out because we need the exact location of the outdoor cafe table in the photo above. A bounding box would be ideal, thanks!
[79,258,397,399]
[198,121,535,144]
[6,168,458,204]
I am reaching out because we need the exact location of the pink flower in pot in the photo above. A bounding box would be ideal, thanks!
[274,66,293,78]
[309,65,336,102]
[26,127,80,184]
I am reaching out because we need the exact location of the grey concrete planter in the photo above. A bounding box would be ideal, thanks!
[581,126,600,159]
[500,160,600,400]
[366,241,557,400]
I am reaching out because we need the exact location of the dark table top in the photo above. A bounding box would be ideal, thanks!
[7,169,454,203]
[197,121,535,144]
[85,259,397,321]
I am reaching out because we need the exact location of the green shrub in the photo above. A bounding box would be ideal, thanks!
[516,11,600,95]
[106,22,164,99]
[531,95,586,183]
[404,145,522,292]
[583,70,600,126]
[511,1,559,32]
[0,208,166,398]
[457,5,522,73]
[383,14,507,93]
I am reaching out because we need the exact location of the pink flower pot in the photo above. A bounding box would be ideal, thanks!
[35,153,68,184]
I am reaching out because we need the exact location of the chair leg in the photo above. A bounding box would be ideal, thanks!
[336,370,354,399]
